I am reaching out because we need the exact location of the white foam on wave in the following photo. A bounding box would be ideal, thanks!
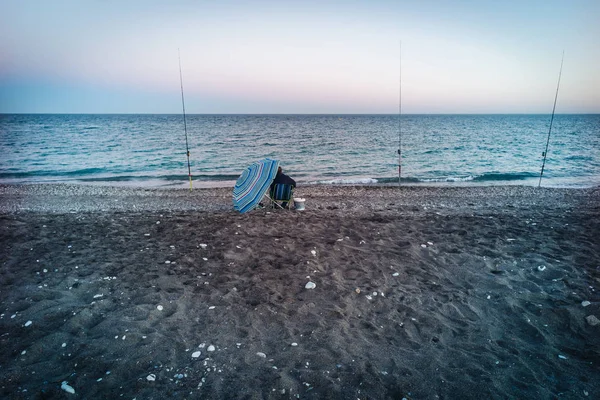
[311,178,379,185]
[420,175,477,183]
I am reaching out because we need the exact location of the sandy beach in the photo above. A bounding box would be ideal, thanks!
[0,183,599,399]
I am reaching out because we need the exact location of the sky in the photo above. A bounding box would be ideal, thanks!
[0,0,598,114]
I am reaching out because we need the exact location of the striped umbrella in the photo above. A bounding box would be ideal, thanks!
[233,158,280,213]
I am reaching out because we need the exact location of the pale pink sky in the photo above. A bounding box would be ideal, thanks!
[1,0,599,113]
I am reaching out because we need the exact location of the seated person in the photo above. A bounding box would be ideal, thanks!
[272,166,296,188]
[270,166,296,208]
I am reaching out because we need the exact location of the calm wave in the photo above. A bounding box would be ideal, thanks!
[0,114,598,188]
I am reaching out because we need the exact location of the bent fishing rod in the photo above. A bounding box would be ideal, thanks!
[539,51,564,188]
[178,49,193,190]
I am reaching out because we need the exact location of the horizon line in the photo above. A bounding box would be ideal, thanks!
[2,112,599,116]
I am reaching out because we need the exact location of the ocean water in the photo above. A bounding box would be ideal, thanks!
[0,114,598,188]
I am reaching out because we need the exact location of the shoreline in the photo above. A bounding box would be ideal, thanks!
[1,176,598,191]
[1,183,599,398]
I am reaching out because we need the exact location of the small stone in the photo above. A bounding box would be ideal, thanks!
[311,250,316,256]
[305,282,316,289]
[421,244,427,248]
[207,345,215,352]
[581,301,591,307]
[61,381,75,394]
[147,374,156,381]
[355,288,360,294]
[24,321,32,327]
[585,315,600,326]
[157,305,163,311]
[291,343,298,347]
[558,354,567,360]
[208,306,215,310]
[192,351,201,358]
[200,244,208,249]
[256,352,267,358]
[392,272,399,277]
[537,265,546,272]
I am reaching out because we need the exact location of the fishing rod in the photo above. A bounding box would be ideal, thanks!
[538,51,564,188]
[397,41,402,186]
[178,49,193,190]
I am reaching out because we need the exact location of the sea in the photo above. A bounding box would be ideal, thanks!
[0,114,598,188]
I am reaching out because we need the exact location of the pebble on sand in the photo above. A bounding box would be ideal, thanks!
[585,315,600,326]
[147,374,156,381]
[157,305,163,311]
[200,243,208,249]
[305,282,316,289]
[207,345,215,352]
[581,301,591,307]
[61,381,75,394]
[291,343,298,347]
[192,351,201,358]
[24,321,32,327]
[256,352,267,358]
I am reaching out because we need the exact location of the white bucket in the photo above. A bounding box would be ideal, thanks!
[294,198,305,211]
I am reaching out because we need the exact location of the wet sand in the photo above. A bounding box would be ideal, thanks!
[0,184,599,399]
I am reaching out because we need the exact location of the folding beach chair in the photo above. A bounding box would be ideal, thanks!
[268,184,294,209]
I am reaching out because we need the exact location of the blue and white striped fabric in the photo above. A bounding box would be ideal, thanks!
[233,158,280,213]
